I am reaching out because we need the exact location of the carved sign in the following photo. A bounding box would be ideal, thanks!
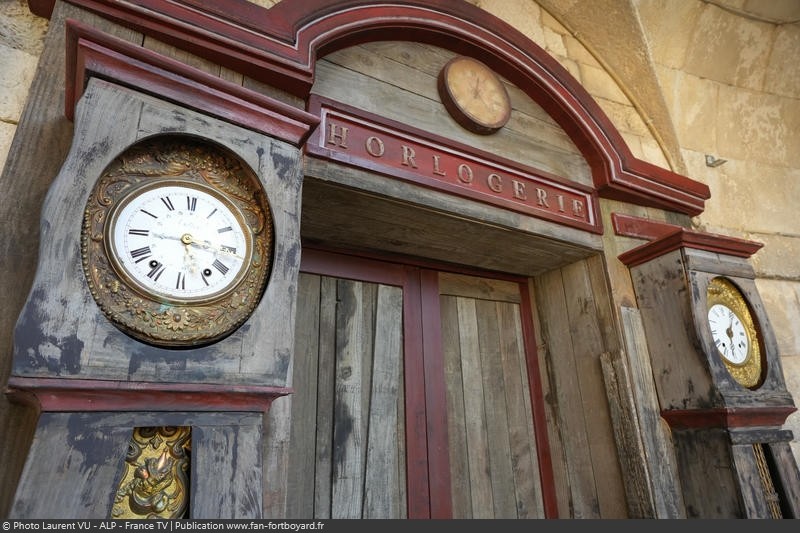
[307,97,600,234]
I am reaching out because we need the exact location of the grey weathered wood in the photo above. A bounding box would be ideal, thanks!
[192,416,264,519]
[11,77,304,387]
[498,302,544,518]
[313,276,337,518]
[560,260,626,518]
[285,276,405,518]
[600,350,656,518]
[671,428,741,518]
[10,411,264,519]
[331,279,366,518]
[441,274,546,518]
[476,299,517,517]
[316,43,591,185]
[363,284,404,518]
[300,169,600,277]
[619,306,685,518]
[440,295,471,517]
[274,273,322,518]
[767,441,800,517]
[455,297,494,517]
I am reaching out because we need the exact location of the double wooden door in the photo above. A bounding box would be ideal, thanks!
[277,249,555,518]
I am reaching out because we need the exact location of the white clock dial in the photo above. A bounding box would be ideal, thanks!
[107,181,252,303]
[707,303,750,365]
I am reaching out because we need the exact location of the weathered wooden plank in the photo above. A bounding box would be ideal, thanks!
[525,278,570,516]
[560,260,626,518]
[313,276,337,518]
[619,306,685,518]
[300,173,599,277]
[363,285,404,518]
[599,350,656,518]
[281,273,322,518]
[192,418,264,519]
[456,297,495,517]
[476,299,517,517]
[331,279,366,518]
[497,301,544,518]
[440,295,471,517]
[439,272,521,303]
[534,267,599,518]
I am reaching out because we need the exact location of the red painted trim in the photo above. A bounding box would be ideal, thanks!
[308,96,602,234]
[611,212,681,241]
[419,269,453,518]
[618,225,764,267]
[299,247,408,286]
[4,376,288,412]
[65,19,319,146]
[44,0,709,216]
[401,265,433,518]
[518,280,559,518]
[662,406,797,430]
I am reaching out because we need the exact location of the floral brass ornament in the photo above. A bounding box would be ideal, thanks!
[706,277,764,389]
[112,426,191,519]
[81,137,273,347]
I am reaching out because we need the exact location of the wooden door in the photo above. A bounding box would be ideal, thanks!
[271,249,554,518]
[439,272,548,518]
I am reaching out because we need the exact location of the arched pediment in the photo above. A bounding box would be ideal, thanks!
[46,0,710,214]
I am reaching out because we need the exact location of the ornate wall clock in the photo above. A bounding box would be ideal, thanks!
[437,55,512,135]
[705,276,764,389]
[81,136,274,347]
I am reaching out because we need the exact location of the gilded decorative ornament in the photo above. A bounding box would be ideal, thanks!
[81,136,273,347]
[112,426,191,519]
[706,277,764,389]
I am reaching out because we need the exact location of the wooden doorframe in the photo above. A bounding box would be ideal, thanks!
[299,246,557,517]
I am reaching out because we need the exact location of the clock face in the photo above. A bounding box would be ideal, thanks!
[107,181,252,303]
[707,303,749,365]
[81,137,273,347]
[705,277,764,389]
[438,56,511,134]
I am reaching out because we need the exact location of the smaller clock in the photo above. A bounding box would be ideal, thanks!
[438,56,511,135]
[706,277,764,389]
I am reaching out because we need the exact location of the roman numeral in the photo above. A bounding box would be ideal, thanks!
[187,196,197,211]
[161,196,175,211]
[128,228,149,236]
[221,245,237,255]
[176,272,186,290]
[141,209,157,219]
[212,259,229,275]
[217,226,233,233]
[147,261,165,281]
[207,208,218,219]
[130,246,152,263]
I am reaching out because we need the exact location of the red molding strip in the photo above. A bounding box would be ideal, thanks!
[65,19,319,146]
[614,213,763,267]
[662,405,797,430]
[38,0,710,216]
[5,376,290,413]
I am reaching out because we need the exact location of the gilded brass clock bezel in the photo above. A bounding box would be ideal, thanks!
[437,55,512,135]
[706,277,764,389]
[81,136,273,348]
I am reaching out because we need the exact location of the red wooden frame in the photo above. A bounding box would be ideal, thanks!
[299,247,558,518]
[614,213,764,267]
[39,0,710,216]
[5,376,287,413]
[661,406,797,430]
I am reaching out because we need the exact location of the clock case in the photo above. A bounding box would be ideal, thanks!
[619,224,800,518]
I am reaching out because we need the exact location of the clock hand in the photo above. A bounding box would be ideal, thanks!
[181,233,246,260]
